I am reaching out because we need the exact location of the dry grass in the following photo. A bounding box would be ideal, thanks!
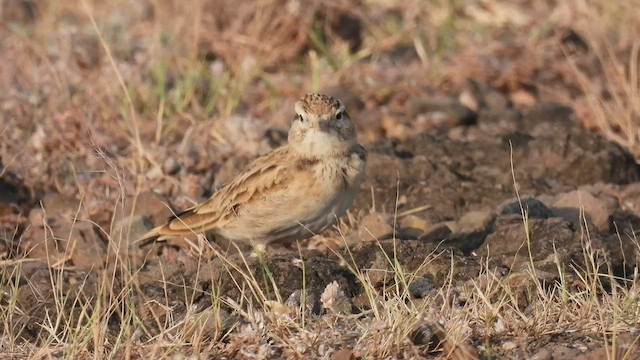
[560,0,640,157]
[1,0,640,358]
[2,210,639,358]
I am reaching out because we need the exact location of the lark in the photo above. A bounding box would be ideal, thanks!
[137,93,367,246]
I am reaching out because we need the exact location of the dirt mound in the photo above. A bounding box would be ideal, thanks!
[359,103,640,221]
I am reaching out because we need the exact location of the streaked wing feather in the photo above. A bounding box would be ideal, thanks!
[159,148,291,235]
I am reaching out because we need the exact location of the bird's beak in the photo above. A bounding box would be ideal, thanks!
[317,120,331,132]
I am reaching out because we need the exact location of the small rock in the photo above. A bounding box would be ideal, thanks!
[21,225,64,264]
[509,89,536,106]
[419,223,452,243]
[410,97,477,129]
[72,33,100,69]
[459,89,481,113]
[444,232,491,254]
[380,112,409,140]
[173,306,230,342]
[498,197,554,219]
[320,281,352,315]
[620,183,640,214]
[263,300,294,317]
[408,276,435,298]
[456,210,494,234]
[610,211,640,238]
[483,90,511,111]
[24,194,79,263]
[357,212,393,242]
[398,214,432,239]
[41,193,80,220]
[68,222,106,270]
[285,290,302,308]
[0,202,16,219]
[0,167,31,207]
[491,320,507,338]
[364,153,409,183]
[111,215,154,248]
[503,271,556,309]
[477,217,577,275]
[536,194,556,208]
[411,322,478,358]
[590,232,640,277]
[23,197,106,270]
[399,214,431,234]
[561,29,589,52]
[162,157,180,175]
[27,207,44,227]
[216,115,268,156]
[351,292,377,311]
[575,348,604,360]
[2,0,39,23]
[502,341,517,350]
[113,191,173,227]
[409,322,438,348]
[459,80,511,111]
[331,348,356,360]
[551,345,581,359]
[523,103,576,133]
[442,221,458,233]
[552,190,618,231]
[366,251,393,287]
[145,165,164,181]
[528,348,551,360]
[477,109,522,130]
[582,343,639,360]
[357,108,385,143]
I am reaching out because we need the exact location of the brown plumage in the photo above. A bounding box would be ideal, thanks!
[136,93,366,246]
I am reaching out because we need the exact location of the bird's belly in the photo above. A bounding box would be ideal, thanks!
[303,188,355,232]
[258,189,355,245]
[217,178,356,244]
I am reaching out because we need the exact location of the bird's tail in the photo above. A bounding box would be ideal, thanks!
[133,205,216,247]
[133,225,164,247]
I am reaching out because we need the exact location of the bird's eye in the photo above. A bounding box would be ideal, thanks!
[298,114,304,122]
[336,112,343,120]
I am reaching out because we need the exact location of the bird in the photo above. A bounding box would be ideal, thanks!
[136,93,367,247]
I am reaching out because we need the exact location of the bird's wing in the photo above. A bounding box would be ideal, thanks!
[138,147,293,241]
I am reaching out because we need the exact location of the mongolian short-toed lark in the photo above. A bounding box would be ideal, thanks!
[137,93,367,246]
